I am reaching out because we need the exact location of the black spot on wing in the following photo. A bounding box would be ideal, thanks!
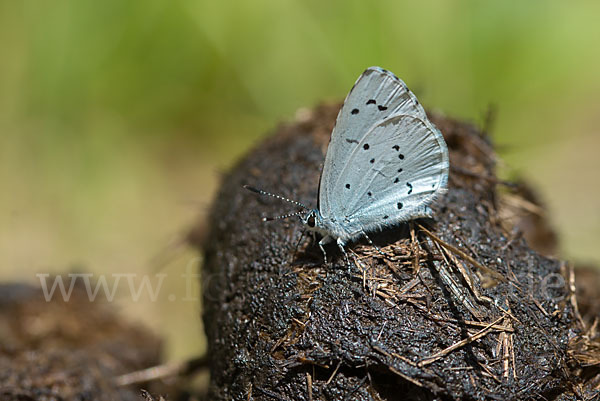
[407,182,413,194]
[397,202,403,209]
[363,144,370,150]
[370,158,375,164]
[366,99,376,105]
[345,183,351,189]
[351,108,359,115]
[398,154,404,160]
[346,139,359,144]
[378,105,388,111]
[393,145,400,151]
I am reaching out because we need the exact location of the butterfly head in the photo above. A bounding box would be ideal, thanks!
[300,209,324,233]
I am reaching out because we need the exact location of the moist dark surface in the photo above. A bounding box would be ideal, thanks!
[200,103,599,400]
[0,282,163,401]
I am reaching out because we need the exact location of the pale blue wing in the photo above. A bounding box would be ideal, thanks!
[331,114,448,236]
[318,67,448,237]
[319,67,428,220]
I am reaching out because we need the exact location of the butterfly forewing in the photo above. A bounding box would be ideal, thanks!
[319,67,429,220]
[319,67,449,236]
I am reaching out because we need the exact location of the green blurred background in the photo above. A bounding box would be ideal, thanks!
[1,0,599,361]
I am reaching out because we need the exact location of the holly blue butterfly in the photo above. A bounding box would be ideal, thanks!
[246,66,449,263]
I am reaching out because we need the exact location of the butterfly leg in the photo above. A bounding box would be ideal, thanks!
[336,238,351,268]
[318,236,333,264]
[359,230,386,257]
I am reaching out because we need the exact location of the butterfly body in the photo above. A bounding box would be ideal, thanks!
[247,66,449,264]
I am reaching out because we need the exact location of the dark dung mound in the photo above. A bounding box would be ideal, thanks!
[201,103,598,400]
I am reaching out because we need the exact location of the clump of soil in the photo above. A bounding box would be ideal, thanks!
[0,282,162,401]
[200,103,600,400]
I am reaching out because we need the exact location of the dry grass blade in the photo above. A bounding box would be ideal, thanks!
[410,222,421,273]
[443,248,493,305]
[418,224,505,282]
[388,365,425,388]
[569,319,600,367]
[326,361,342,385]
[114,356,208,386]
[431,240,484,320]
[565,262,585,329]
[418,316,506,367]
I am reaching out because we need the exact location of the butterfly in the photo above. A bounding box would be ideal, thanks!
[246,67,449,263]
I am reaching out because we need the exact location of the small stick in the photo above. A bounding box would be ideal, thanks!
[444,249,493,305]
[114,356,207,386]
[432,240,483,320]
[430,316,513,332]
[409,221,421,274]
[418,316,505,367]
[477,360,502,384]
[326,361,342,385]
[418,224,505,282]
[388,365,425,388]
[565,262,585,329]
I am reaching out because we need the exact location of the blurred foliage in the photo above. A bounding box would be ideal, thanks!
[0,0,599,360]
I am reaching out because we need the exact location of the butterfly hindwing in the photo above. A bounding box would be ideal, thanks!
[335,115,448,234]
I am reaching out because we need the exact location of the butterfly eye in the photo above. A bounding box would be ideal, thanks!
[307,215,316,228]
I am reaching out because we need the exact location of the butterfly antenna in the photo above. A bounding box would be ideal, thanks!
[262,210,304,222]
[243,185,309,210]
